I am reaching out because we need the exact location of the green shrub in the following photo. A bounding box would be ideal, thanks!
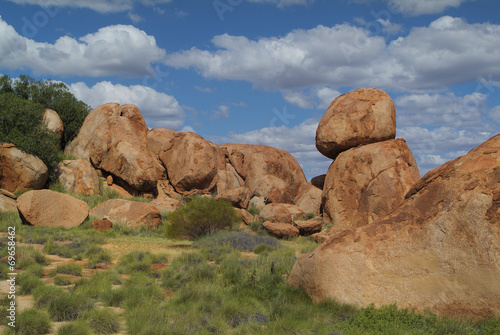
[23,263,45,277]
[47,291,94,321]
[33,285,65,309]
[50,263,83,277]
[194,231,279,252]
[4,309,52,335]
[253,243,277,254]
[72,271,122,300]
[101,287,127,307]
[165,197,239,239]
[247,204,261,216]
[84,308,121,334]
[162,252,216,290]
[54,275,73,286]
[56,320,93,335]
[115,250,168,275]
[17,272,44,295]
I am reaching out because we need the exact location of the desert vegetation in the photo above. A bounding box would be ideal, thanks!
[0,188,499,335]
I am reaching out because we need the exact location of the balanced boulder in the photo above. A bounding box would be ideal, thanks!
[17,190,89,229]
[90,199,161,228]
[322,139,419,233]
[316,88,396,159]
[42,109,64,143]
[0,143,48,192]
[289,134,500,319]
[64,103,163,192]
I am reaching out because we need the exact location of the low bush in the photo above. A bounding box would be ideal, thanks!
[3,308,52,335]
[115,250,168,275]
[194,231,280,252]
[165,197,239,239]
[49,263,83,277]
[84,308,121,334]
[33,285,65,309]
[72,271,122,300]
[17,272,44,295]
[56,320,93,335]
[53,275,73,286]
[47,291,94,321]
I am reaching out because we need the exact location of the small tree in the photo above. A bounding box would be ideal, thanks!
[166,197,240,240]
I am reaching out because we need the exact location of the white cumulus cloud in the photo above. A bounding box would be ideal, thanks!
[5,0,172,13]
[0,18,166,76]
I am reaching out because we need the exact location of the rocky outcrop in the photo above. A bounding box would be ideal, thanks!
[151,197,183,213]
[295,184,322,216]
[322,139,420,234]
[222,144,308,204]
[90,199,161,228]
[147,128,179,157]
[215,187,251,209]
[293,219,323,236]
[263,221,299,239]
[259,203,304,224]
[310,174,326,190]
[235,208,255,225]
[42,109,64,142]
[91,218,113,232]
[57,160,100,196]
[0,143,48,192]
[159,132,219,195]
[289,134,500,319]
[65,103,163,192]
[316,88,396,159]
[0,190,17,212]
[17,190,89,229]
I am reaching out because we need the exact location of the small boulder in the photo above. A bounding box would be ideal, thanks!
[91,218,113,232]
[151,197,183,213]
[259,203,304,224]
[316,88,396,159]
[295,184,322,216]
[57,160,100,196]
[17,190,89,229]
[248,196,266,210]
[0,194,17,212]
[215,187,251,209]
[310,174,326,190]
[293,219,323,236]
[42,109,64,142]
[90,199,161,228]
[263,221,299,239]
[235,208,255,225]
[0,143,48,192]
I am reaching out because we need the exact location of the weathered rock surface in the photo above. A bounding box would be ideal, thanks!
[263,221,299,239]
[322,139,419,233]
[91,218,113,232]
[293,219,323,236]
[17,190,89,229]
[42,109,64,140]
[222,144,308,203]
[57,160,100,195]
[0,143,48,192]
[259,203,304,224]
[147,128,179,157]
[295,184,322,216]
[235,208,255,225]
[215,187,251,209]
[310,174,326,190]
[90,199,161,228]
[65,103,162,192]
[289,134,500,319]
[151,197,183,213]
[316,88,396,159]
[0,194,17,212]
[159,132,219,194]
[248,196,266,210]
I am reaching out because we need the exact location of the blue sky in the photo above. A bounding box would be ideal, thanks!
[1,0,499,180]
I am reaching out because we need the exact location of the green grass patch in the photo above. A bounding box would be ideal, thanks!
[17,271,44,295]
[2,308,52,335]
[49,263,83,277]
[84,308,121,334]
[56,320,93,335]
[194,231,280,252]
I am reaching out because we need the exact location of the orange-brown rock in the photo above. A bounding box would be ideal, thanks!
[156,180,182,200]
[64,103,163,192]
[235,208,255,225]
[293,219,323,236]
[263,221,299,239]
[289,134,500,319]
[222,144,308,203]
[57,160,100,196]
[151,197,183,213]
[147,128,179,157]
[316,88,396,159]
[322,139,419,234]
[0,194,17,212]
[310,174,326,190]
[159,132,219,194]
[295,184,322,216]
[0,143,48,192]
[42,108,64,141]
[215,187,251,209]
[259,203,304,224]
[90,199,161,228]
[91,218,113,232]
[17,190,89,229]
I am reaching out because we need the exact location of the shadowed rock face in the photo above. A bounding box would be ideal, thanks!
[316,88,396,160]
[322,138,420,234]
[0,143,48,193]
[289,134,500,319]
[90,199,161,228]
[65,103,163,192]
